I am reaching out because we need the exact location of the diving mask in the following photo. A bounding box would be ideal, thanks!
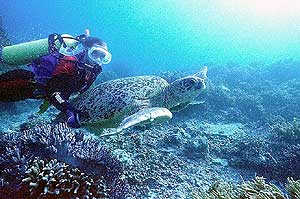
[88,45,112,65]
[59,43,84,56]
[58,34,85,56]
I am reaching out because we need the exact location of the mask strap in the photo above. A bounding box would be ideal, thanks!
[48,33,67,54]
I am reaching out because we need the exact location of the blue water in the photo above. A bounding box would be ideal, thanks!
[2,0,300,75]
[1,1,300,198]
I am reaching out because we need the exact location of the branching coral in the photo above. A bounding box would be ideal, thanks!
[286,177,300,199]
[191,181,239,199]
[20,158,110,199]
[0,123,128,198]
[239,176,286,199]
[0,130,32,190]
[191,176,300,199]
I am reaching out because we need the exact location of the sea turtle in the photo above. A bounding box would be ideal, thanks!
[68,66,208,136]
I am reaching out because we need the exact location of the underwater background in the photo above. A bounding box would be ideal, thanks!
[1,0,300,198]
[2,0,300,74]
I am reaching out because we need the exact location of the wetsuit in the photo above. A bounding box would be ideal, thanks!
[0,52,101,127]
[38,53,101,114]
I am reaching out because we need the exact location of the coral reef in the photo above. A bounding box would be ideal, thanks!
[20,158,110,199]
[191,181,238,199]
[182,136,209,159]
[191,176,300,199]
[270,118,300,143]
[286,177,300,199]
[0,123,128,198]
[206,123,300,181]
[191,181,239,199]
[1,61,300,198]
[164,63,300,183]
[95,124,243,198]
[239,176,285,199]
[173,61,300,126]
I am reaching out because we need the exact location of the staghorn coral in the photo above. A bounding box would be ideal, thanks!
[20,158,110,199]
[0,130,32,190]
[239,176,286,199]
[0,123,128,199]
[191,181,239,199]
[191,176,290,199]
[286,177,300,199]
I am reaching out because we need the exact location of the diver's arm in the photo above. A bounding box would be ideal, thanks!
[49,91,71,112]
[46,74,75,112]
[50,91,81,128]
[47,75,82,128]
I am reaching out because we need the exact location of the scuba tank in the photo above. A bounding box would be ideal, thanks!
[0,34,78,66]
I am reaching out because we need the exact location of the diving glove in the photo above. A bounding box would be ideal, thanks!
[66,109,81,128]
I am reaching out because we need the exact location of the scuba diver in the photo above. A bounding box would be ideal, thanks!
[0,29,112,128]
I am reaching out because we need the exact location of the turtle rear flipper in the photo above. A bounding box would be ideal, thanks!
[99,107,172,137]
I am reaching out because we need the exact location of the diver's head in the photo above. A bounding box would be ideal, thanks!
[82,37,112,66]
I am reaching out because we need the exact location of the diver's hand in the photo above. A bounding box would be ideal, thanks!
[66,109,81,128]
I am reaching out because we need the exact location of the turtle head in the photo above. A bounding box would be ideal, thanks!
[193,66,208,80]
[163,66,207,109]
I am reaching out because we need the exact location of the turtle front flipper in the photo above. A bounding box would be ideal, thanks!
[99,107,172,137]
[118,107,173,130]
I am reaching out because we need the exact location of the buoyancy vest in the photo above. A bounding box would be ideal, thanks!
[30,54,78,86]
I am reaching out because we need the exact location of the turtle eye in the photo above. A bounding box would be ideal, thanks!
[195,82,203,89]
[195,79,206,90]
